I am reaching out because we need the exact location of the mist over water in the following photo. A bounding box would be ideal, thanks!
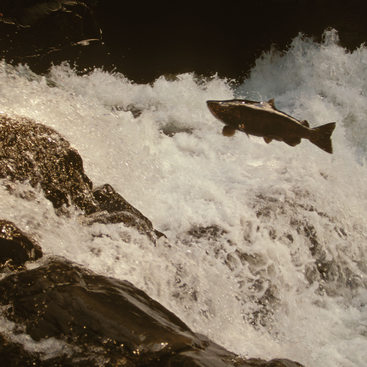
[1,30,367,366]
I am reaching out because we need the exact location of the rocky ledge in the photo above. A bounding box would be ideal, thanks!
[0,114,162,241]
[0,221,303,367]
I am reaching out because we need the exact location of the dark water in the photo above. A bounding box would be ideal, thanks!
[1,1,367,82]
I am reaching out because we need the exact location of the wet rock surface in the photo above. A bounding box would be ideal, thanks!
[90,184,165,239]
[0,256,303,367]
[0,114,159,239]
[0,114,96,212]
[0,219,42,269]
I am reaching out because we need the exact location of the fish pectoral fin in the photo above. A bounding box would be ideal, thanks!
[222,125,236,137]
[284,136,301,146]
[301,120,310,127]
[263,137,272,144]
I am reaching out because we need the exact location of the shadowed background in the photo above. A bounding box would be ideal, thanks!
[1,0,367,82]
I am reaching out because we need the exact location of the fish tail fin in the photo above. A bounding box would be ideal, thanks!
[309,122,336,154]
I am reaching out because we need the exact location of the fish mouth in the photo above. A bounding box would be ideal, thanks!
[206,100,218,109]
[206,100,222,118]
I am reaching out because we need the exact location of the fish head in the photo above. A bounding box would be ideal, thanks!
[207,99,252,126]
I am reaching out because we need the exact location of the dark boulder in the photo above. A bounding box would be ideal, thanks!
[0,0,103,75]
[90,183,165,239]
[0,334,41,367]
[0,114,160,239]
[0,257,304,367]
[0,219,42,269]
[0,114,96,213]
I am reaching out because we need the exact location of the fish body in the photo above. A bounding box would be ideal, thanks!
[206,99,336,153]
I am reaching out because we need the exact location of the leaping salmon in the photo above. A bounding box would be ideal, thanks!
[206,99,336,154]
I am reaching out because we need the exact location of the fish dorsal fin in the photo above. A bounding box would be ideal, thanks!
[264,137,272,144]
[267,98,275,108]
[301,120,309,127]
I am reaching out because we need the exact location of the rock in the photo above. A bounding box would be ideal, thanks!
[90,184,165,239]
[0,334,40,367]
[0,114,96,213]
[0,0,103,75]
[0,114,160,239]
[0,219,42,268]
[0,257,304,367]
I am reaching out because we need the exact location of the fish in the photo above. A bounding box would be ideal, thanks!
[206,99,336,154]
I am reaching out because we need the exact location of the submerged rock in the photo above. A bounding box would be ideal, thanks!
[0,257,304,367]
[0,219,42,269]
[0,114,160,239]
[90,183,165,239]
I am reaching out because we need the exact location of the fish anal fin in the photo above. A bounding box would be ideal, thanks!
[301,120,309,127]
[264,137,272,144]
[284,136,301,147]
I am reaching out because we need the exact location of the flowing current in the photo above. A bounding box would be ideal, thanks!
[0,30,366,367]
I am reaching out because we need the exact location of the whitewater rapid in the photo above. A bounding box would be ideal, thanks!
[0,29,366,367]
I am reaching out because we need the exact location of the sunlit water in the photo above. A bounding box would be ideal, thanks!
[0,29,367,366]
